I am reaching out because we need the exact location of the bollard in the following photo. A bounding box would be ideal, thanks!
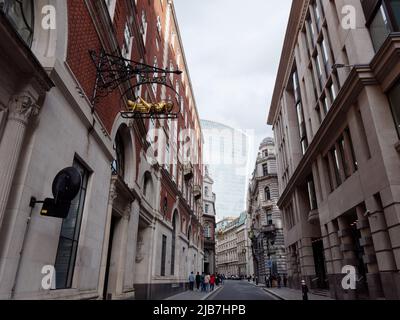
[301,280,309,301]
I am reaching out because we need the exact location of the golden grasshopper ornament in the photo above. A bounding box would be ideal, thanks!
[128,97,174,114]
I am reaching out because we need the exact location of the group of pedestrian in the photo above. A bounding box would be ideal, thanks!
[264,274,288,288]
[189,272,224,293]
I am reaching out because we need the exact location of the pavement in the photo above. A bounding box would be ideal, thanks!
[248,282,334,300]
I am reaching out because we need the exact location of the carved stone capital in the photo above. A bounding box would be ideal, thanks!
[8,94,40,124]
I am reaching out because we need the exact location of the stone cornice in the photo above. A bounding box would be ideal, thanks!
[0,12,54,93]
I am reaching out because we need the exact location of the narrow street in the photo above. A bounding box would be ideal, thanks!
[208,280,278,300]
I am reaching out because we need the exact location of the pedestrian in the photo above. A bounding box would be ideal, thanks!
[269,275,273,288]
[204,274,210,292]
[216,274,220,286]
[189,272,195,291]
[200,272,205,292]
[210,274,215,291]
[195,272,201,291]
[283,275,288,287]
[301,280,309,301]
[265,275,270,288]
[277,274,282,288]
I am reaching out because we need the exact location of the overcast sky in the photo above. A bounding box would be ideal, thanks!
[174,0,292,170]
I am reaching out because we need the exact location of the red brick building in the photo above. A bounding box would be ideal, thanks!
[0,0,203,300]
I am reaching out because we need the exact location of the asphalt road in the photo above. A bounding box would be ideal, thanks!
[208,280,278,300]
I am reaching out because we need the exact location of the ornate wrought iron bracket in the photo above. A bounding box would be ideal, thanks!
[89,49,183,119]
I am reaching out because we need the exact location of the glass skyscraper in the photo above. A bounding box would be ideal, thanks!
[201,120,252,220]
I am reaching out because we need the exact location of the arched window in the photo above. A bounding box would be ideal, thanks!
[112,131,125,178]
[265,187,271,201]
[1,0,34,47]
[143,171,152,196]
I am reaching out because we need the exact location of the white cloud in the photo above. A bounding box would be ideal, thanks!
[174,0,292,208]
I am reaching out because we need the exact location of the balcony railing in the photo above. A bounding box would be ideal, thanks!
[262,200,274,209]
[261,224,276,234]
[308,209,319,224]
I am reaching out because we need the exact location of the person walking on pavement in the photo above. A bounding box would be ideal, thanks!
[216,274,220,286]
[210,274,215,291]
[277,274,282,288]
[283,275,288,287]
[265,275,270,288]
[301,280,309,300]
[189,272,195,291]
[195,272,201,291]
[200,272,205,292]
[204,274,210,292]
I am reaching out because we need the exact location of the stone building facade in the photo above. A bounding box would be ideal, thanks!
[203,166,216,275]
[268,0,400,300]
[0,0,204,300]
[215,213,250,277]
[247,138,287,283]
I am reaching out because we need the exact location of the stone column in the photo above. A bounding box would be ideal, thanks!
[0,94,39,231]
[97,182,117,299]
[355,205,383,299]
[115,203,131,297]
[327,220,343,299]
[366,195,398,299]
[337,217,357,300]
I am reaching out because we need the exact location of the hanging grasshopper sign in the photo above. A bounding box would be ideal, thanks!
[89,50,183,119]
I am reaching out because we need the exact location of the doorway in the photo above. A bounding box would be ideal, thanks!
[312,238,328,289]
[103,214,121,300]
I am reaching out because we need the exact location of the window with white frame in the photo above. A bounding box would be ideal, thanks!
[157,16,162,34]
[141,10,148,45]
[121,22,133,61]
[152,56,158,96]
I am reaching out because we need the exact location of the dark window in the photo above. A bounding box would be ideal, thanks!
[266,211,273,225]
[54,158,89,289]
[161,235,167,276]
[263,164,269,176]
[1,0,34,47]
[321,38,330,76]
[143,172,151,196]
[112,131,125,178]
[313,1,322,32]
[265,187,271,201]
[369,4,392,51]
[388,78,400,138]
[331,146,342,186]
[293,70,308,154]
[307,177,318,210]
